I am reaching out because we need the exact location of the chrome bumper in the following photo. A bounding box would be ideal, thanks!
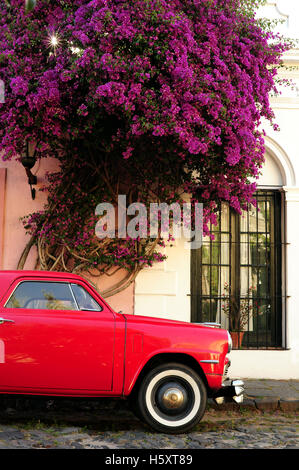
[213,379,245,405]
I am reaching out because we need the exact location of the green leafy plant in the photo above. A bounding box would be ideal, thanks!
[25,0,37,12]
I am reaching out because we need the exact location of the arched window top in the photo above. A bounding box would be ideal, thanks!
[258,137,297,187]
[258,152,284,187]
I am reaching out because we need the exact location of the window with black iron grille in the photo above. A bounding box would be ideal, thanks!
[191,190,286,349]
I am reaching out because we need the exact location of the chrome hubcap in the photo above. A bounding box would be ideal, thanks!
[161,387,185,410]
[153,378,195,419]
[162,388,184,409]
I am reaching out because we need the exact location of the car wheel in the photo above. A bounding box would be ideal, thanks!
[137,362,207,433]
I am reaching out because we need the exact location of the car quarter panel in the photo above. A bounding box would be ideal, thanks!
[122,314,229,395]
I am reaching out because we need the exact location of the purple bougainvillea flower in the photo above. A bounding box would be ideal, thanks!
[0,0,289,270]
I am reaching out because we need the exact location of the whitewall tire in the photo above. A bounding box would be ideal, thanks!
[137,362,207,433]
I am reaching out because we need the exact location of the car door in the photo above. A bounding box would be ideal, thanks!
[0,278,115,393]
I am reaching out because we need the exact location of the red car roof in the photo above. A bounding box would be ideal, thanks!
[0,270,88,303]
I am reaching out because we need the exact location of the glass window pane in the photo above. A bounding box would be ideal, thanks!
[6,282,77,310]
[240,266,249,296]
[210,298,219,321]
[201,243,210,264]
[201,299,211,323]
[220,267,230,292]
[257,200,267,232]
[257,233,269,265]
[249,234,258,266]
[211,266,220,296]
[221,234,230,265]
[256,267,269,298]
[71,284,102,311]
[240,211,248,233]
[240,234,248,265]
[211,242,220,265]
[202,266,210,296]
[248,205,257,232]
[221,203,229,232]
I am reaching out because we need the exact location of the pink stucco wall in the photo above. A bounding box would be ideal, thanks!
[0,168,6,269]
[0,158,134,314]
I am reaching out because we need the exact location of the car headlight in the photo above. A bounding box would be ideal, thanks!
[227,331,232,353]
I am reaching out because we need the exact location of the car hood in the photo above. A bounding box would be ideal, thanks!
[121,312,222,331]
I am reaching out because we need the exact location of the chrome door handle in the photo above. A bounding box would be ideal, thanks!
[0,318,15,325]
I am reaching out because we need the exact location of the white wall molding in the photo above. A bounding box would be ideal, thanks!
[283,186,299,202]
[264,136,296,186]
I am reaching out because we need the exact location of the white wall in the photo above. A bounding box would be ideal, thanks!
[229,349,299,380]
[135,236,190,322]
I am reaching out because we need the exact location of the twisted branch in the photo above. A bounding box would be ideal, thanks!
[17,153,170,298]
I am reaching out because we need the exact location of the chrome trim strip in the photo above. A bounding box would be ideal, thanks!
[68,284,80,311]
[195,322,222,328]
[70,283,102,312]
[199,360,219,364]
[0,317,15,324]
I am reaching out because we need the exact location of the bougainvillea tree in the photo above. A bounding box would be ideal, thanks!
[0,0,289,295]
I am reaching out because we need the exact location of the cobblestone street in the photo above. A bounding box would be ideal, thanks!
[0,398,297,449]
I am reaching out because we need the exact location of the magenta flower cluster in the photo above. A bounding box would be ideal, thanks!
[0,0,289,270]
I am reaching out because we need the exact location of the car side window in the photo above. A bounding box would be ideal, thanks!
[5,281,78,310]
[70,284,103,311]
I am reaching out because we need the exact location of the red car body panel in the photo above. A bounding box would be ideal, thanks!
[0,271,229,397]
[122,314,228,394]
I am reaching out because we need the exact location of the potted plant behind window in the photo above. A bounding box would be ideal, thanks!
[222,283,257,348]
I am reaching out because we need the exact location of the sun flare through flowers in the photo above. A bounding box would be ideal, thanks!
[46,31,61,55]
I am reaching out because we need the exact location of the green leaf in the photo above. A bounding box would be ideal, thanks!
[25,0,37,13]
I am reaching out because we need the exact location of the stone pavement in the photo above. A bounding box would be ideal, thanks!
[0,379,297,449]
[216,378,299,413]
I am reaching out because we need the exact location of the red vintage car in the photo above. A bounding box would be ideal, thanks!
[0,270,244,433]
